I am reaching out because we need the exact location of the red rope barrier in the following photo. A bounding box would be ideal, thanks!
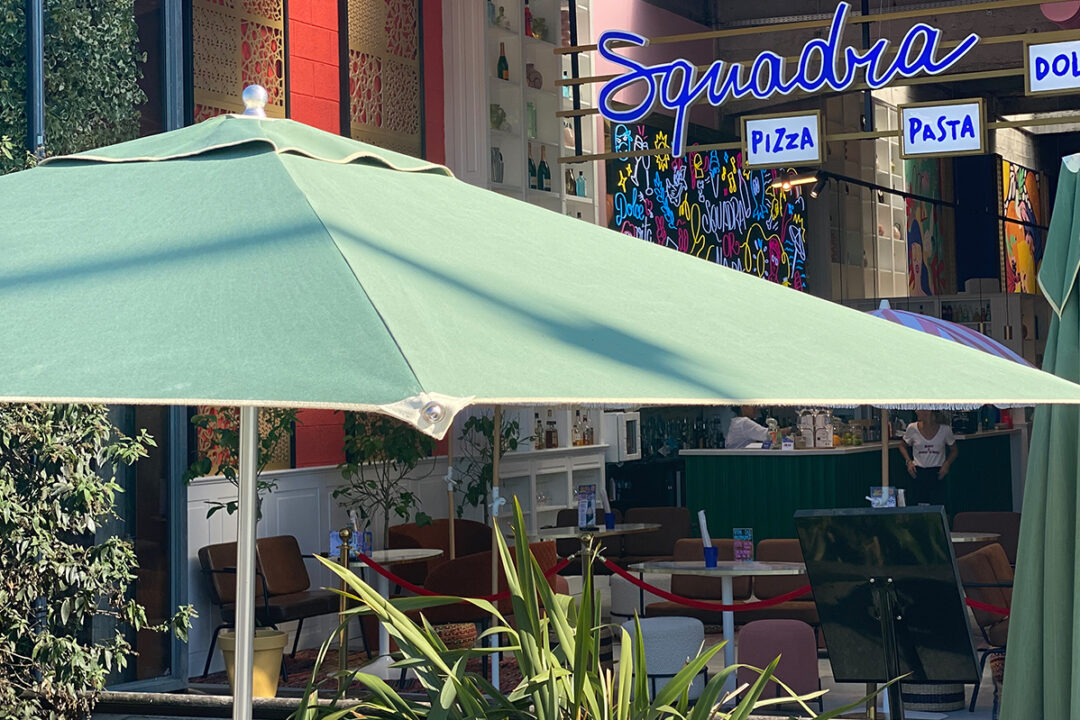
[604,559,813,611]
[965,597,1010,617]
[355,553,572,602]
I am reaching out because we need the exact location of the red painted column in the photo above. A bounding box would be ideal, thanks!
[288,0,340,132]
[289,0,345,466]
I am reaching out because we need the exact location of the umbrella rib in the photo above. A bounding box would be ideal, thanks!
[276,157,427,396]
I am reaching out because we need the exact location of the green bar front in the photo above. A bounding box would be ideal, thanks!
[684,432,1017,540]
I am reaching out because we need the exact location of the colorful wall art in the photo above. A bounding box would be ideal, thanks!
[1001,160,1046,294]
[904,157,950,296]
[607,123,808,291]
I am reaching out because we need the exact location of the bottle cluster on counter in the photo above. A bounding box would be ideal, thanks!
[532,408,594,450]
[642,415,726,459]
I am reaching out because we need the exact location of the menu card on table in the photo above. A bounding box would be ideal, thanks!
[577,484,597,528]
[734,527,753,562]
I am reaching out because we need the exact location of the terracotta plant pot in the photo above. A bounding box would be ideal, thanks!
[218,629,288,698]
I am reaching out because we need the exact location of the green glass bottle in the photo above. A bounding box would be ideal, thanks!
[528,143,537,189]
[496,42,509,81]
[537,146,550,191]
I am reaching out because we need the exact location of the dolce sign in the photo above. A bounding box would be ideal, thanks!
[597,1,979,157]
[899,100,986,158]
[742,112,823,168]
[1026,40,1080,95]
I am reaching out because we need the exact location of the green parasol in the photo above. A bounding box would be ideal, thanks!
[4,90,1080,719]
[1001,155,1080,720]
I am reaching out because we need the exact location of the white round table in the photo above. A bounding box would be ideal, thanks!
[326,547,443,679]
[950,531,1000,544]
[629,559,806,699]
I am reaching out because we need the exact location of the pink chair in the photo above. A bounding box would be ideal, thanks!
[736,619,821,712]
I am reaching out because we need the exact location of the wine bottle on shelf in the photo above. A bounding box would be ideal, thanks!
[497,42,509,81]
[533,412,544,451]
[572,410,583,446]
[528,143,537,189]
[565,168,575,194]
[583,413,594,445]
[545,408,559,448]
[524,0,532,37]
[561,71,571,98]
[538,146,550,191]
[576,170,587,197]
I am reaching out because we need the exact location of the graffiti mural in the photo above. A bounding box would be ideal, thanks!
[1001,160,1045,294]
[607,123,808,291]
[904,157,948,296]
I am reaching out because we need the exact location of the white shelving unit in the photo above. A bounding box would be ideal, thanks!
[484,0,600,224]
[871,101,909,299]
[452,405,608,535]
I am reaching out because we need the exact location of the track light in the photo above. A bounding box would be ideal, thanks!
[809,177,828,198]
[769,172,818,191]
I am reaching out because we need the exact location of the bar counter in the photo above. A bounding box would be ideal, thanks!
[682,429,1021,540]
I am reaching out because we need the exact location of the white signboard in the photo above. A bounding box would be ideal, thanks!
[1027,40,1080,95]
[899,100,985,158]
[742,112,823,168]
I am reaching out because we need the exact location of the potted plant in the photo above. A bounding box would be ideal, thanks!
[183,406,299,521]
[333,412,437,549]
[454,412,522,523]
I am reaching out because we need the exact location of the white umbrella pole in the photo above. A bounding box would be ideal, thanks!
[448,431,456,559]
[490,405,502,690]
[233,406,259,720]
[881,409,890,489]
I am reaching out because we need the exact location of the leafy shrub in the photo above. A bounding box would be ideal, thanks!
[0,404,193,719]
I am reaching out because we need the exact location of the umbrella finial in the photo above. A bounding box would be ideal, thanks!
[878,299,891,310]
[241,85,268,117]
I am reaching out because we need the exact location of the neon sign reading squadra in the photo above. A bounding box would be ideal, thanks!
[598,2,980,157]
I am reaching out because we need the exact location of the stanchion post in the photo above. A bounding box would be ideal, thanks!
[337,526,353,692]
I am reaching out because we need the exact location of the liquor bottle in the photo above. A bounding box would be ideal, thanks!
[545,409,559,448]
[576,170,587,197]
[572,410,582,446]
[497,42,509,81]
[537,146,550,191]
[487,0,496,26]
[528,143,537,189]
[533,412,544,450]
[524,0,532,37]
[565,168,575,194]
[561,71,571,98]
[583,413,594,445]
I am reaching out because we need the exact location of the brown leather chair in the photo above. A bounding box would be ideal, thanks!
[621,506,691,566]
[419,540,566,625]
[256,535,342,655]
[733,539,817,628]
[197,536,341,678]
[958,542,1013,712]
[645,539,751,624]
[953,512,1021,565]
[389,518,492,586]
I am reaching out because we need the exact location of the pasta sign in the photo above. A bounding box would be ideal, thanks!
[608,124,808,291]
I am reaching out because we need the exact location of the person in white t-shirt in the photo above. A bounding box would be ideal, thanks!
[898,409,959,507]
[725,406,788,449]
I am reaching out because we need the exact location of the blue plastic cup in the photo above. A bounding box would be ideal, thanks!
[703,545,719,568]
[604,512,616,530]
